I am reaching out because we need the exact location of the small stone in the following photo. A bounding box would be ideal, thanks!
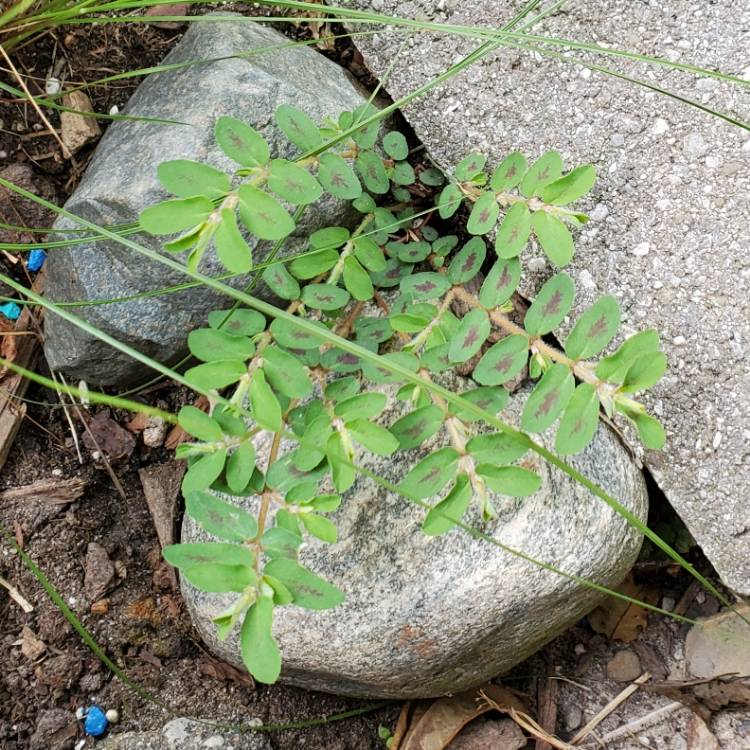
[683,132,709,160]
[447,719,525,750]
[611,133,625,147]
[143,417,167,447]
[60,90,101,157]
[105,709,119,724]
[84,542,115,601]
[563,704,583,732]
[632,242,650,257]
[45,77,62,96]
[606,649,643,682]
[652,118,669,135]
[91,598,110,616]
[662,596,676,612]
[83,706,108,738]
[20,626,46,661]
[673,335,686,346]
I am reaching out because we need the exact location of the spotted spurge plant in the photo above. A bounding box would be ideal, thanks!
[139,103,667,684]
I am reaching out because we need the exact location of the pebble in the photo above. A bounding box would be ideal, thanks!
[632,242,650,257]
[45,77,61,96]
[563,704,583,732]
[105,709,119,724]
[673,335,686,346]
[606,649,642,682]
[652,118,669,135]
[26,248,47,272]
[83,706,108,737]
[0,302,22,321]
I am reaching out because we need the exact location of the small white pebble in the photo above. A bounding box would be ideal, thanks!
[632,242,650,257]
[652,118,669,135]
[52,468,63,477]
[712,432,722,450]
[45,77,61,96]
[91,450,101,461]
[76,707,86,720]
[673,335,686,346]
[662,597,675,612]
[653,280,663,289]
[579,67,592,80]
[105,709,119,724]
[109,104,119,116]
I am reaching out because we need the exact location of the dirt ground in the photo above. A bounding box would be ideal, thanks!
[0,9,747,750]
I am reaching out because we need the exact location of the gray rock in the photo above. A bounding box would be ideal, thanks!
[347,0,750,594]
[44,17,370,386]
[182,372,647,699]
[97,718,270,750]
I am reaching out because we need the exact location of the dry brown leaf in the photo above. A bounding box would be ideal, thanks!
[687,714,720,750]
[588,574,659,642]
[84,542,115,601]
[138,461,186,548]
[402,684,528,750]
[126,412,150,433]
[197,654,254,688]
[20,626,46,660]
[82,410,136,461]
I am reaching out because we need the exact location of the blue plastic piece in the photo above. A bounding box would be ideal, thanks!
[27,248,47,272]
[0,302,21,321]
[83,706,109,737]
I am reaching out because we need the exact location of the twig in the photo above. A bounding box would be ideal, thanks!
[536,674,559,750]
[50,370,82,464]
[590,702,684,746]
[570,672,651,745]
[0,574,33,612]
[388,701,412,750]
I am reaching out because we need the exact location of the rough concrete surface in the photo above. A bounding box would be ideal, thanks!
[348,0,750,594]
[183,373,647,699]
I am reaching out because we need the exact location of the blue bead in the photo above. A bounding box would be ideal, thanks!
[0,302,21,321]
[83,706,109,737]
[27,248,47,272]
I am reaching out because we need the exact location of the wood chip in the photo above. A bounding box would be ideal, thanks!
[84,542,115,601]
[535,675,559,750]
[60,90,101,157]
[0,574,33,612]
[145,3,189,29]
[686,714,720,750]
[20,625,46,660]
[138,461,186,548]
[0,477,86,505]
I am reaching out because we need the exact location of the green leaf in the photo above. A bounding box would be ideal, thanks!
[301,283,350,311]
[437,184,463,219]
[311,226,350,249]
[185,360,246,391]
[275,104,322,152]
[208,308,265,337]
[620,351,668,393]
[467,191,499,235]
[356,150,390,194]
[476,465,541,496]
[164,226,202,254]
[268,158,323,205]
[422,474,472,536]
[307,494,341,513]
[262,346,313,399]
[389,161,415,186]
[241,597,281,684]
[214,208,253,274]
[300,513,337,543]
[383,131,409,160]
[555,383,600,455]
[353,236,385,273]
[318,152,362,199]
[524,273,575,336]
[178,405,223,442]
[183,450,227,492]
[226,441,256,494]
[139,196,212,235]
[163,541,253,569]
[354,316,392,345]
[596,330,661,384]
[400,272,451,302]
[466,432,528,465]
[215,116,269,167]
[326,431,355,493]
[531,211,574,267]
[334,392,387,421]
[343,255,374,301]
[361,351,419,385]
[449,237,486,284]
[185,494,258,540]
[474,334,529,386]
[262,527,302,560]
[432,235,459,257]
[450,386,509,422]
[419,167,444,186]
[395,241,431,263]
[490,151,527,191]
[632,412,666,450]
[449,309,490,363]
[389,405,444,450]
[350,102,380,148]
[290,248,339,280]
[269,318,325,350]
[264,558,344,610]
[455,152,487,181]
[262,263,300,301]
[564,295,620,360]
[188,327,254,363]
[183,563,255,593]
[495,202,531,258]
[540,165,596,205]
[346,419,398,456]
[520,151,563,197]
[157,159,230,199]
[324,377,359,402]
[294,414,331,471]
[237,185,295,241]
[521,363,575,432]
[390,304,436,333]
[479,257,521,308]
[249,368,282,432]
[399,447,459,499]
